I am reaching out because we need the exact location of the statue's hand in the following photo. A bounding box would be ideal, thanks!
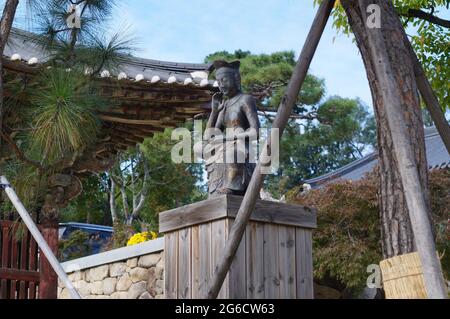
[211,92,224,113]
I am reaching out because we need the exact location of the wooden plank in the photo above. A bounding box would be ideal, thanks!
[29,282,36,299]
[10,225,19,298]
[2,58,36,74]
[228,218,246,299]
[38,223,58,299]
[19,281,26,299]
[211,219,228,298]
[29,235,37,271]
[20,230,28,270]
[191,225,200,298]
[19,230,28,299]
[10,225,19,270]
[198,222,211,298]
[159,194,316,233]
[159,196,227,233]
[10,279,17,299]
[164,231,178,299]
[1,225,9,268]
[109,123,164,133]
[296,229,313,299]
[0,220,16,227]
[99,114,178,127]
[177,228,191,298]
[227,195,317,229]
[0,268,40,282]
[279,226,296,298]
[263,224,280,298]
[246,221,264,298]
[28,235,38,299]
[1,225,9,298]
[108,131,144,144]
[0,279,7,299]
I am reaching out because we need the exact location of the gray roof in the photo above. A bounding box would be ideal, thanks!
[5,28,217,87]
[305,126,450,188]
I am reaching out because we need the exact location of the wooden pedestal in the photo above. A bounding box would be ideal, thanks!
[159,194,316,299]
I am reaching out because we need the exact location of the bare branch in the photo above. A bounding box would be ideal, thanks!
[401,9,450,28]
[110,173,124,189]
[131,155,150,218]
[109,177,117,223]
[130,158,138,211]
[120,181,129,221]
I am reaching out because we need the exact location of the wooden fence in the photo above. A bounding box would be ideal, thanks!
[0,218,58,299]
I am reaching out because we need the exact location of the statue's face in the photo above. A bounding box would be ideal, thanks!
[217,72,239,97]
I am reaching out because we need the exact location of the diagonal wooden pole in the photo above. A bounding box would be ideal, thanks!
[205,0,336,299]
[410,49,450,154]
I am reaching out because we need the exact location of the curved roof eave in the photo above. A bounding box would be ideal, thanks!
[4,28,217,88]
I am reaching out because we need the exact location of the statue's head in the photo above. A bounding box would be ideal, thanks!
[210,60,241,97]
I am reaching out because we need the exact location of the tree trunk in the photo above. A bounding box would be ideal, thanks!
[108,182,116,225]
[340,0,430,259]
[0,0,19,134]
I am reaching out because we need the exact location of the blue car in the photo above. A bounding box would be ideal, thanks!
[59,222,113,259]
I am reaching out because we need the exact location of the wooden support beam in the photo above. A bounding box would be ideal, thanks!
[110,133,143,145]
[0,268,39,282]
[108,123,165,133]
[105,107,179,122]
[98,114,177,127]
[406,45,450,155]
[2,57,37,74]
[108,136,136,148]
[205,0,335,299]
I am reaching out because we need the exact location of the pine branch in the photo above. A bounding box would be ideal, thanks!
[0,131,44,171]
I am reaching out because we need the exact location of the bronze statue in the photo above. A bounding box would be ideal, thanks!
[204,60,260,196]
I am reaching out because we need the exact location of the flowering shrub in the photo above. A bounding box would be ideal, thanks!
[126,231,158,246]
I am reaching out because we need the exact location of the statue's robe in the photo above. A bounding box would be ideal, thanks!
[205,93,259,197]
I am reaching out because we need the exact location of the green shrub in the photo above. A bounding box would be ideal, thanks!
[287,169,450,295]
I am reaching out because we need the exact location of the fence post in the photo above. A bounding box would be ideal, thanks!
[39,219,58,299]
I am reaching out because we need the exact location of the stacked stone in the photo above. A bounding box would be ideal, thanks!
[58,252,164,299]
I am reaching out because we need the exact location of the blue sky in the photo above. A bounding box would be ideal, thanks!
[8,1,450,110]
[109,0,374,106]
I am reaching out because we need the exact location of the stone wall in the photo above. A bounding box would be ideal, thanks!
[58,238,164,299]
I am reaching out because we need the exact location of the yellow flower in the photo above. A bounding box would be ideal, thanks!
[127,231,159,246]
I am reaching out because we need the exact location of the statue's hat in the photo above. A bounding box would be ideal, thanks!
[209,60,240,76]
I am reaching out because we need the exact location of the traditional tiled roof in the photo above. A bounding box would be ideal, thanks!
[305,126,450,188]
[5,28,218,88]
[2,28,219,174]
